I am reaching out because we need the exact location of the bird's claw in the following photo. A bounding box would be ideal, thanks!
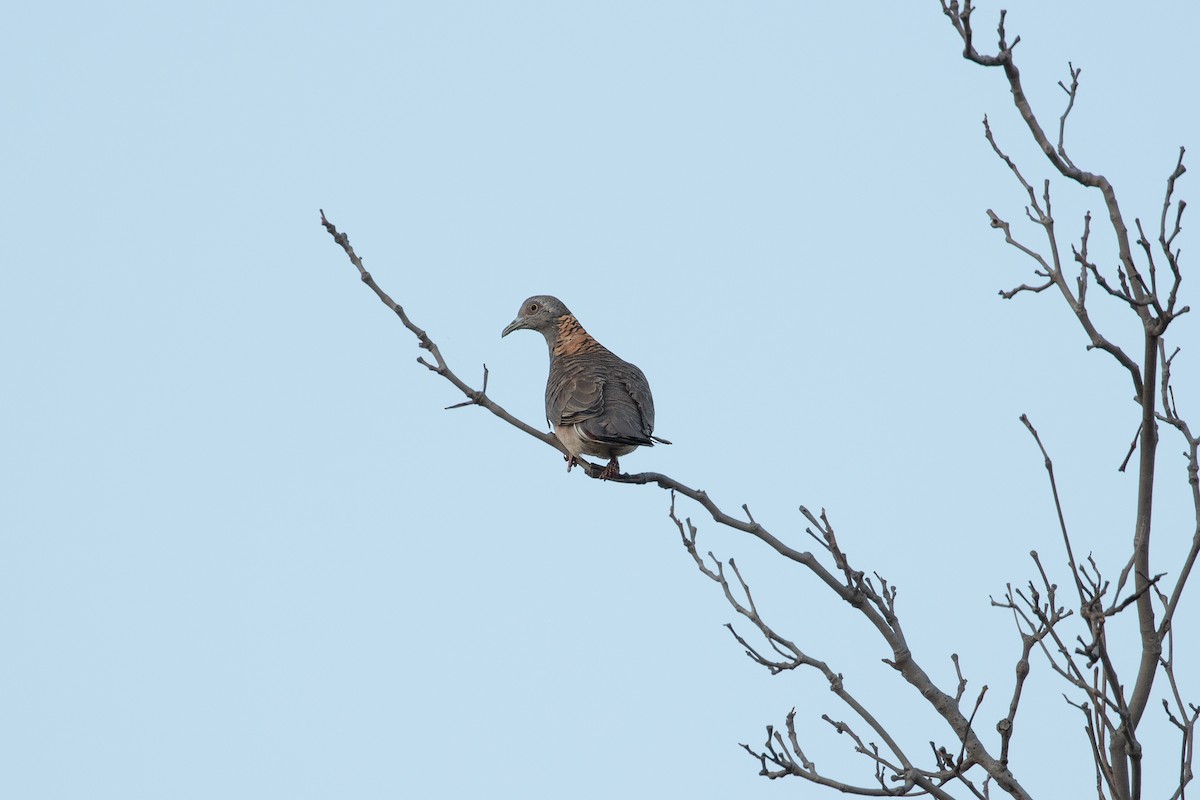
[600,458,620,481]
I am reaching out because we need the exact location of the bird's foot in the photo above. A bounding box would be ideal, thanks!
[565,455,579,472]
[600,457,621,481]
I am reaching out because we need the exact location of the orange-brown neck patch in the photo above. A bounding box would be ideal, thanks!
[552,315,603,357]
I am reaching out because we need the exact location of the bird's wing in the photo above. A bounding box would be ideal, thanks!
[548,375,606,425]
[618,362,656,435]
[546,355,605,427]
[548,356,656,447]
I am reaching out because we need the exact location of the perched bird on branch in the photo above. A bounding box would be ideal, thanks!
[502,295,670,479]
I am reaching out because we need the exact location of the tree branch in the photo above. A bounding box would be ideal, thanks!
[939,8,1197,795]
[322,211,1034,799]
[981,125,1144,396]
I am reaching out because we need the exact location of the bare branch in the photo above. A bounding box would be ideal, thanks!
[318,211,563,452]
[1155,586,1199,800]
[1118,422,1143,473]
[670,495,929,791]
[444,364,490,410]
[939,14,1191,793]
[1155,343,1200,641]
[1134,217,1164,315]
[1019,414,1087,607]
[997,626,1034,767]
[322,217,1039,798]
[981,154,1143,393]
[1161,148,1189,317]
[1055,63,1081,170]
[941,2,1153,317]
[983,116,1045,220]
[998,278,1054,300]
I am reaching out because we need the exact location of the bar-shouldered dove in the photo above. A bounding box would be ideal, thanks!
[502,295,670,479]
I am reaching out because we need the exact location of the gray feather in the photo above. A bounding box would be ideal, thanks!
[547,352,656,446]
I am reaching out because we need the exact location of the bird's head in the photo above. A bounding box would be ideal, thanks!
[501,295,570,338]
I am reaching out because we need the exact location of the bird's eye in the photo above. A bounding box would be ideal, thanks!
[528,302,539,313]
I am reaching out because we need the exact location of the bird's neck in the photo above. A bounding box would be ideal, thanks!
[548,314,604,358]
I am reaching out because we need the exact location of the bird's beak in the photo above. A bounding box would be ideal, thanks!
[501,317,526,338]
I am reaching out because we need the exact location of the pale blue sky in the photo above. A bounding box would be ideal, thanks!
[3,2,1198,798]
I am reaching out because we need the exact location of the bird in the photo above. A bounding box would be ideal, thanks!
[502,295,669,479]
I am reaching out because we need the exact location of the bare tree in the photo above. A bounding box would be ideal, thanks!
[320,4,1196,797]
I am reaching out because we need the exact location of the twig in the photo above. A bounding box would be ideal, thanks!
[1019,414,1087,606]
[1055,63,1081,170]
